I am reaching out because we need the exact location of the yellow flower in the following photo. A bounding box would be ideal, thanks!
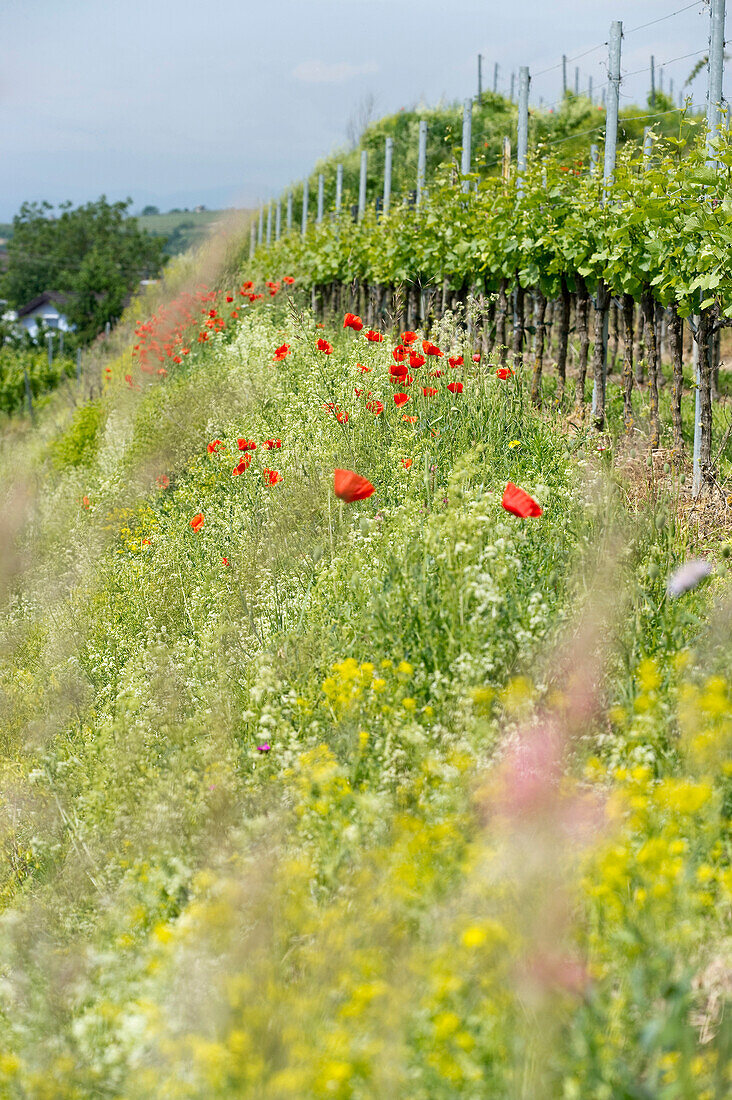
[461,925,487,949]
[0,1054,19,1076]
[470,686,493,713]
[508,439,521,448]
[637,658,661,692]
[656,779,712,815]
[402,697,417,711]
[322,1061,352,1084]
[433,1011,461,1040]
[153,922,173,944]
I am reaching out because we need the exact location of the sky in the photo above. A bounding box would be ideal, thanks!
[0,0,721,221]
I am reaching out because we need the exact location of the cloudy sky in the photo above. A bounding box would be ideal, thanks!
[0,0,718,220]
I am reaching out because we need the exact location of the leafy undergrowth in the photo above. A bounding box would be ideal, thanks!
[0,282,730,1099]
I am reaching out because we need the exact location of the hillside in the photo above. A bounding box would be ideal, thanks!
[0,222,729,1093]
[285,90,702,215]
[136,209,239,256]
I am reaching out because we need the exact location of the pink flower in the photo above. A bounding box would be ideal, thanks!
[667,559,713,598]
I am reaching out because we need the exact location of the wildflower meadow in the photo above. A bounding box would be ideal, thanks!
[0,199,729,1099]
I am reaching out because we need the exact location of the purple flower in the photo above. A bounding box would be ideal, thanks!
[256,744,271,753]
[666,559,713,598]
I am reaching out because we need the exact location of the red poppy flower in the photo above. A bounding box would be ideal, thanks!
[448,356,463,368]
[156,474,170,489]
[264,469,282,485]
[357,363,372,373]
[207,439,225,454]
[402,415,417,423]
[242,281,254,290]
[502,482,542,518]
[401,459,413,469]
[81,496,90,509]
[422,386,438,396]
[274,343,290,361]
[422,340,443,357]
[317,338,333,355]
[324,402,349,424]
[232,454,252,475]
[472,352,481,362]
[447,382,463,394]
[226,295,234,303]
[496,367,514,380]
[430,370,443,378]
[283,275,295,285]
[158,367,168,375]
[392,346,408,363]
[409,352,426,369]
[262,439,282,449]
[401,331,418,345]
[394,393,410,407]
[343,312,364,332]
[365,330,383,342]
[334,469,375,502]
[355,387,364,397]
[190,513,205,532]
[390,362,408,382]
[366,399,384,415]
[404,374,414,386]
[237,439,257,451]
[222,557,230,566]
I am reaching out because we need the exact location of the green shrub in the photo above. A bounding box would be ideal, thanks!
[49,400,105,469]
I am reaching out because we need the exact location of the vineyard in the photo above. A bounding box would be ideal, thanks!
[0,345,77,417]
[0,8,731,1099]
[251,123,732,496]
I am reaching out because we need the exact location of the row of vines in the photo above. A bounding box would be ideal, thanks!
[249,129,732,487]
[0,346,76,417]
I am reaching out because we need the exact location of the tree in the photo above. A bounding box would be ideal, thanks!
[141,204,160,216]
[1,196,166,343]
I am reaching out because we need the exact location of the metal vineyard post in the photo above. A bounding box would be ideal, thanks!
[461,99,472,193]
[417,121,428,208]
[383,138,393,216]
[301,179,309,235]
[358,150,367,220]
[317,174,324,225]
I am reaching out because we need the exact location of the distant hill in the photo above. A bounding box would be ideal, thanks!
[136,209,245,256]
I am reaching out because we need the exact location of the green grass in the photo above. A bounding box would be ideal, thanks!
[0,274,729,1097]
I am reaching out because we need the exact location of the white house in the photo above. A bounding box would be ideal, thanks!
[15,291,72,338]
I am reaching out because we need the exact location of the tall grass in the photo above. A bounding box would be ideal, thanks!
[0,248,729,1097]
